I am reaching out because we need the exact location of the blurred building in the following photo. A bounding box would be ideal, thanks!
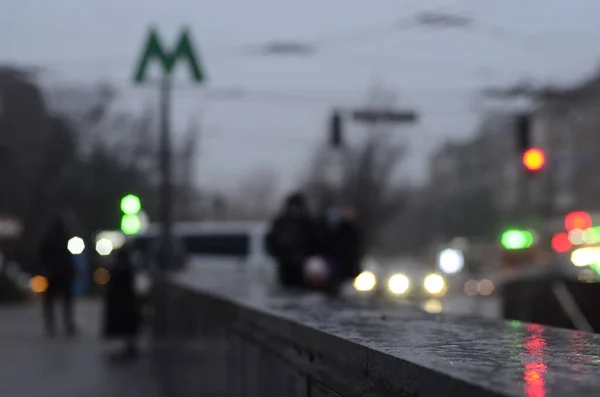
[533,71,600,214]
[0,68,53,217]
[428,112,521,215]
[426,69,600,245]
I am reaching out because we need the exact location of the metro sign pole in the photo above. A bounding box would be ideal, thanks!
[133,27,205,271]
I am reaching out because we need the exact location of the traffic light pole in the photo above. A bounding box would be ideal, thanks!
[327,107,418,207]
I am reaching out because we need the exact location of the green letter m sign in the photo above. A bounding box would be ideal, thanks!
[134,27,205,83]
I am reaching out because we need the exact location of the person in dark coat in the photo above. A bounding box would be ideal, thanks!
[40,215,77,337]
[265,192,318,288]
[103,241,141,360]
[316,205,364,293]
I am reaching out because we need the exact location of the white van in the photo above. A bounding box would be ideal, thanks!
[137,221,275,274]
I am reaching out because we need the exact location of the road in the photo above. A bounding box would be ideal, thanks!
[0,298,162,397]
[437,295,500,318]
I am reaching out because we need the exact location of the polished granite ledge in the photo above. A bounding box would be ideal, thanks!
[168,269,600,397]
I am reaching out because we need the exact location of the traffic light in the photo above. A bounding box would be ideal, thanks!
[565,211,592,231]
[551,232,571,253]
[515,113,546,174]
[515,113,531,152]
[501,229,534,250]
[120,194,142,235]
[330,110,343,148]
[522,148,546,172]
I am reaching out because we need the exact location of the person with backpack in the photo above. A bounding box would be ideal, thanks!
[265,192,318,288]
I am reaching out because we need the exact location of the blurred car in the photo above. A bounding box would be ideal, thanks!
[352,257,448,300]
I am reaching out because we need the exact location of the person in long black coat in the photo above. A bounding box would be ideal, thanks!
[103,242,141,359]
[40,215,77,337]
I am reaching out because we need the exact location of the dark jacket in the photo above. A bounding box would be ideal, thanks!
[103,248,140,338]
[317,218,363,281]
[40,220,75,282]
[265,212,317,266]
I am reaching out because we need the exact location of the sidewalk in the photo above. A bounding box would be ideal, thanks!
[0,298,162,397]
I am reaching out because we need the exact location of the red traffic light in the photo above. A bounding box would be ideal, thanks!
[551,232,571,253]
[522,148,545,171]
[565,211,592,231]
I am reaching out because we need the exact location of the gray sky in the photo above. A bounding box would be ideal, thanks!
[2,0,600,194]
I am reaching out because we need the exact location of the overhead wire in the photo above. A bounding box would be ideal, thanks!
[4,3,578,72]
[4,2,593,116]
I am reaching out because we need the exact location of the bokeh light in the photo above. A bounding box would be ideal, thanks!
[571,247,600,267]
[478,279,495,296]
[422,299,443,314]
[388,274,410,295]
[93,268,110,285]
[30,275,48,293]
[353,270,376,292]
[424,274,446,295]
[464,279,478,296]
[67,237,85,255]
[522,148,545,171]
[438,248,464,274]
[565,211,592,231]
[95,238,114,256]
[120,194,141,215]
[568,229,585,245]
[551,232,571,253]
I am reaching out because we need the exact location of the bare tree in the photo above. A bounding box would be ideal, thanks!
[302,84,410,251]
[219,168,280,221]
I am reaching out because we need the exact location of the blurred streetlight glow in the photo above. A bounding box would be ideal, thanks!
[438,248,464,274]
[67,237,85,255]
[93,268,110,285]
[478,279,495,296]
[95,238,113,256]
[30,275,48,293]
[464,279,478,296]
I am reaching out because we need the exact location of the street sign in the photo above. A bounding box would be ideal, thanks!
[0,216,22,239]
[134,27,205,83]
[352,110,418,123]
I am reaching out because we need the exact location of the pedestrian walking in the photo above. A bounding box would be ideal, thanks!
[40,215,77,337]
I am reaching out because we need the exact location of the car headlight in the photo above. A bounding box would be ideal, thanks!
[388,274,410,295]
[353,270,377,292]
[423,273,447,296]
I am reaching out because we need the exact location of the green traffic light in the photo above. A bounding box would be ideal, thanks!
[120,194,141,215]
[121,214,141,235]
[585,226,600,244]
[501,229,533,250]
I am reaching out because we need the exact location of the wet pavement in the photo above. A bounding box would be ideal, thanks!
[0,299,162,397]
[171,266,600,396]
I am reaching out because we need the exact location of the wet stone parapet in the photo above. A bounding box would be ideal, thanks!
[153,269,600,397]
